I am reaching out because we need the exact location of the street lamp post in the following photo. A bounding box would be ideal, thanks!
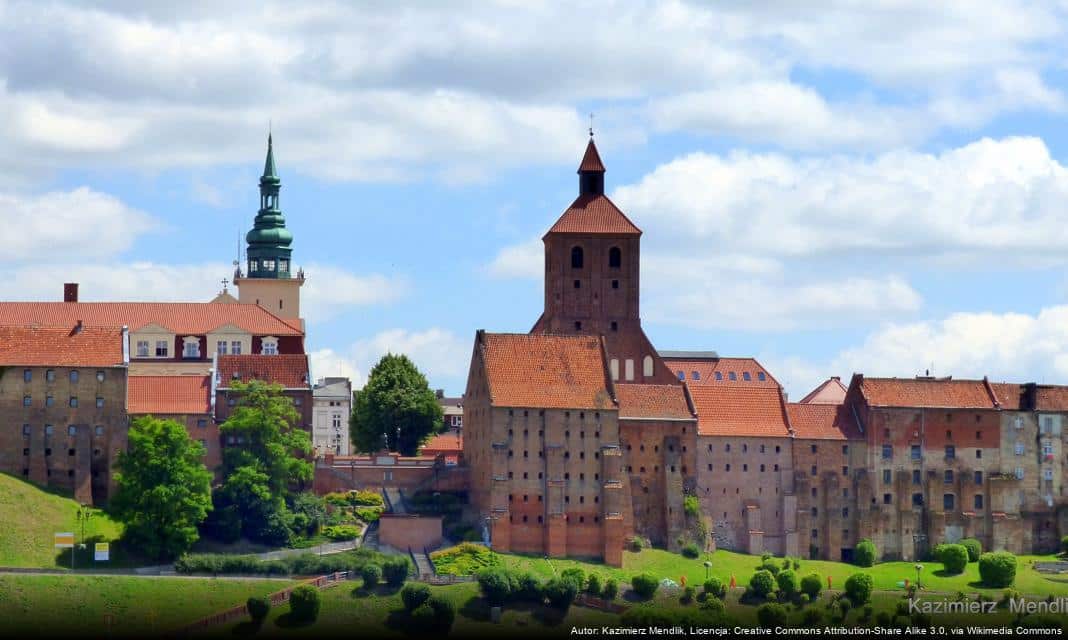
[914,563,923,590]
[703,561,712,582]
[75,504,92,571]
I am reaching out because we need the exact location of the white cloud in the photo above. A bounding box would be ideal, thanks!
[764,305,1068,398]
[613,137,1068,260]
[309,348,364,388]
[0,1,1063,182]
[0,187,156,262]
[349,328,471,387]
[487,239,542,279]
[0,260,404,325]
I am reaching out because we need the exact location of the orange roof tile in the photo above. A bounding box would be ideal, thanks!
[217,354,310,389]
[422,429,464,453]
[545,194,641,236]
[858,377,997,409]
[786,403,863,440]
[689,385,790,438]
[989,382,1025,410]
[0,302,302,335]
[0,326,124,367]
[798,377,848,404]
[663,356,778,387]
[578,139,605,172]
[1035,385,1068,411]
[128,375,211,415]
[479,332,614,410]
[615,383,693,420]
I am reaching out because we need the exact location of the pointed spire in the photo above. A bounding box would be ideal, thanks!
[577,137,605,196]
[262,132,278,181]
[578,138,606,173]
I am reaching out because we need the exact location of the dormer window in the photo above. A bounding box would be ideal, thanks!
[261,337,279,355]
[182,337,201,359]
[715,371,723,380]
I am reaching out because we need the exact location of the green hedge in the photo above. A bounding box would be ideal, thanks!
[175,549,387,576]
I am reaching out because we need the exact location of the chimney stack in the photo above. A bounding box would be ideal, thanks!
[64,283,79,303]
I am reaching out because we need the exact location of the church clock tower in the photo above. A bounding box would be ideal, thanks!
[235,134,305,321]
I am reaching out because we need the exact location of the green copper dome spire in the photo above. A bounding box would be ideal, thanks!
[245,133,293,279]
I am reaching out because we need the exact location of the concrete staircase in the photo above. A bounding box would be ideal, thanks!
[411,549,435,579]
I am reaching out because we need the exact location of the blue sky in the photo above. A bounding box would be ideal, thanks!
[6,1,1068,397]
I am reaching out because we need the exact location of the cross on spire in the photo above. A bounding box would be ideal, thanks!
[589,112,594,138]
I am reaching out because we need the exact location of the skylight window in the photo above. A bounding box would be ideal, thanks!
[691,371,700,380]
[757,372,766,381]
[728,372,737,381]
[714,371,723,380]
[743,372,751,381]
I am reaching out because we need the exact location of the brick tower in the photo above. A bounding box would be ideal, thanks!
[532,136,675,385]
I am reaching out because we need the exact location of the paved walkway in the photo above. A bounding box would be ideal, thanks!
[0,568,292,580]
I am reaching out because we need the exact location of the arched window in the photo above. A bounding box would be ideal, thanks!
[609,246,621,269]
[571,246,584,269]
[642,355,653,377]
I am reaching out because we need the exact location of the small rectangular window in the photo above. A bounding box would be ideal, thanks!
[883,469,892,484]
[69,397,78,408]
[911,445,921,460]
[882,444,892,459]
[974,494,984,509]
[155,341,169,357]
[23,369,31,382]
[96,371,105,382]
[46,369,55,382]
[95,397,104,408]
[70,370,79,383]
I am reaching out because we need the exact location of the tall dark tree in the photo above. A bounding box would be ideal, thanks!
[111,416,213,560]
[212,380,313,544]
[350,354,444,456]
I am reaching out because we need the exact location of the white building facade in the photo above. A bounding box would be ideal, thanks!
[313,377,351,456]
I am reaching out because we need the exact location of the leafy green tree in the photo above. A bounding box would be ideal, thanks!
[219,380,312,493]
[110,416,212,560]
[855,539,877,567]
[748,570,776,599]
[349,354,444,455]
[213,381,313,544]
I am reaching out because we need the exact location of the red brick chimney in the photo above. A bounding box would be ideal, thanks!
[63,283,79,303]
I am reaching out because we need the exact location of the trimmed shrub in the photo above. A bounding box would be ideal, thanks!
[703,577,727,600]
[979,552,1017,588]
[427,596,456,632]
[322,524,361,541]
[682,585,696,604]
[544,577,578,611]
[477,567,514,606]
[939,544,969,574]
[602,578,619,601]
[800,573,822,599]
[757,603,788,627]
[401,583,431,612]
[960,538,982,562]
[586,574,603,595]
[701,596,726,613]
[844,573,873,605]
[382,556,411,587]
[631,573,659,600]
[629,537,645,552]
[776,569,799,599]
[517,572,543,602]
[681,543,701,559]
[246,596,270,622]
[288,585,321,623]
[854,539,877,568]
[760,559,781,576]
[748,570,776,599]
[560,567,586,590]
[361,564,382,589]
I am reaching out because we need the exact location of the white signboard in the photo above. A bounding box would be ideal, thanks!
[94,543,109,562]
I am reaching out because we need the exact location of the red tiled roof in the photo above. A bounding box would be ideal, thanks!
[786,403,862,440]
[479,333,614,410]
[578,139,605,172]
[128,375,211,415]
[689,385,790,438]
[615,383,693,420]
[663,357,778,387]
[858,377,997,409]
[217,354,310,388]
[989,383,1025,410]
[799,377,848,404]
[545,194,641,236]
[0,302,302,335]
[0,326,124,367]
[1035,386,1068,411]
[422,429,464,453]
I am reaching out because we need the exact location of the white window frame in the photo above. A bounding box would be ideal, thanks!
[642,355,653,378]
[231,340,242,355]
[217,340,228,355]
[261,336,279,355]
[155,340,169,358]
[182,337,200,359]
[136,341,149,358]
[624,358,634,382]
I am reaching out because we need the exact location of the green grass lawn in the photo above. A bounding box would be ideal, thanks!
[0,472,125,568]
[493,547,1068,598]
[0,574,295,637]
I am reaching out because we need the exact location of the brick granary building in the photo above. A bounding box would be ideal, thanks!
[0,137,314,505]
[464,136,1068,565]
